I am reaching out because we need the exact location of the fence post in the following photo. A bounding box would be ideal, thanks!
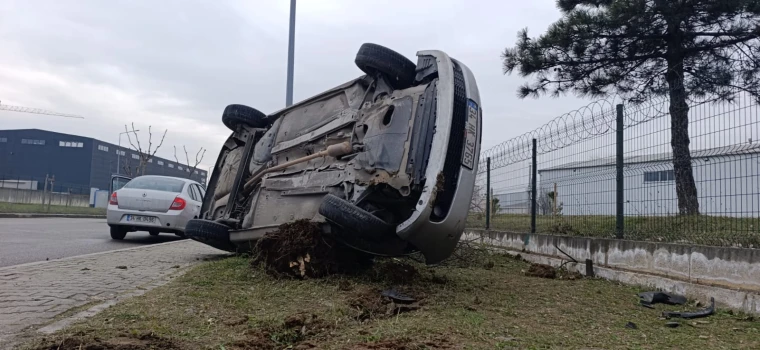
[486,157,491,230]
[531,138,537,234]
[47,175,55,212]
[616,104,624,239]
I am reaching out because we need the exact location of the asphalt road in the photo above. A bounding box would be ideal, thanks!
[0,218,184,268]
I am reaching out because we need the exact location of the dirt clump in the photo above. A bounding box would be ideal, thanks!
[371,259,419,284]
[252,219,370,278]
[227,313,331,350]
[348,287,422,322]
[525,263,557,279]
[350,336,455,349]
[32,333,180,350]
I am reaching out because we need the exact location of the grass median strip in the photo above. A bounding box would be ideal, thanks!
[21,247,760,349]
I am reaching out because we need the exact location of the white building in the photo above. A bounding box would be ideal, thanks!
[538,144,760,217]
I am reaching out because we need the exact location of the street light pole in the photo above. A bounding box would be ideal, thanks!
[285,0,296,107]
[117,130,138,175]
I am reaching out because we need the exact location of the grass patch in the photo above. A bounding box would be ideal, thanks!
[0,202,105,215]
[20,247,760,349]
[468,213,760,247]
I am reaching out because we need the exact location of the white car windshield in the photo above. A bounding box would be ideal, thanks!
[123,177,185,193]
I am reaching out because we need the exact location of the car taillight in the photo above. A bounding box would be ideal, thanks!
[109,192,118,205]
[169,197,186,210]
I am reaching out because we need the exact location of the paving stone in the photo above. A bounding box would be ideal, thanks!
[0,240,222,348]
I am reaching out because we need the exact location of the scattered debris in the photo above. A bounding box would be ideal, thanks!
[625,321,638,329]
[665,321,681,328]
[115,265,128,270]
[80,267,90,271]
[662,297,715,319]
[640,303,655,309]
[484,260,495,269]
[171,265,180,269]
[348,287,422,321]
[381,289,416,303]
[638,291,687,306]
[525,263,556,279]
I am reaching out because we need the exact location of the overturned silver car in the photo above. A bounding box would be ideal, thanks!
[186,43,481,263]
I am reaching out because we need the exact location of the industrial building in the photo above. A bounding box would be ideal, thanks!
[538,144,760,217]
[0,129,207,194]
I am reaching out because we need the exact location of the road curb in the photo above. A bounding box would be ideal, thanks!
[0,213,106,219]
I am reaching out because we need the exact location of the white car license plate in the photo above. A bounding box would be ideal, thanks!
[461,99,479,170]
[126,215,156,224]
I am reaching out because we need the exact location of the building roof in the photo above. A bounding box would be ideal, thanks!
[0,128,207,176]
[539,143,760,172]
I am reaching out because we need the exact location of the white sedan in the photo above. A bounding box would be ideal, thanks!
[106,175,205,240]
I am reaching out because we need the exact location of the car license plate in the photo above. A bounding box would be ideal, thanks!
[461,99,479,170]
[126,215,156,224]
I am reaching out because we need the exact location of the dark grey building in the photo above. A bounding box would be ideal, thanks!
[0,129,207,194]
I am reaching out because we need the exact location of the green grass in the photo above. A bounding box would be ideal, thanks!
[0,202,105,215]
[20,250,760,350]
[468,213,760,247]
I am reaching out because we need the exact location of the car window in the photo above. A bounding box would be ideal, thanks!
[188,185,200,202]
[197,185,206,199]
[123,177,185,193]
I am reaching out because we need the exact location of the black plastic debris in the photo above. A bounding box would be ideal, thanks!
[665,321,681,328]
[625,321,638,329]
[381,289,416,303]
[639,291,687,306]
[663,297,715,319]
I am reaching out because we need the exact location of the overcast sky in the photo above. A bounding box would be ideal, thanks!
[0,0,591,172]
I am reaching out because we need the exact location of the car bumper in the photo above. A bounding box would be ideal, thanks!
[397,52,482,264]
[106,205,189,232]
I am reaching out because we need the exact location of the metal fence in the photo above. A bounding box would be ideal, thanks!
[0,174,91,195]
[469,88,760,248]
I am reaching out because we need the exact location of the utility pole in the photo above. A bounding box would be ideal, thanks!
[285,0,297,107]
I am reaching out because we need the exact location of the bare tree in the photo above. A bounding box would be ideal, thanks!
[469,184,487,219]
[123,123,168,176]
[174,145,206,179]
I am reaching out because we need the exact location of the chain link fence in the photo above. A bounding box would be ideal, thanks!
[469,88,760,248]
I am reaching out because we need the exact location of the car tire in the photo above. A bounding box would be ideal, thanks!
[355,43,416,90]
[318,194,395,240]
[110,226,127,240]
[149,230,159,236]
[222,104,267,131]
[184,219,237,252]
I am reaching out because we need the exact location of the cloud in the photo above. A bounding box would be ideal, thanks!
[0,0,590,173]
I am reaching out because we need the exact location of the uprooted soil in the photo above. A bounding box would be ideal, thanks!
[226,312,333,350]
[251,219,371,278]
[32,332,181,350]
[350,336,456,350]
[525,263,557,279]
[347,286,423,322]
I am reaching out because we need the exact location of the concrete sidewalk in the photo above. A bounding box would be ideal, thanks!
[0,240,224,349]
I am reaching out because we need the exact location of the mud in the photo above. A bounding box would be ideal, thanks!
[251,219,370,278]
[371,259,419,284]
[32,333,180,350]
[525,263,557,279]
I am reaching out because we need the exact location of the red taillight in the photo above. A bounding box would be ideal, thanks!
[169,197,186,210]
[109,192,118,205]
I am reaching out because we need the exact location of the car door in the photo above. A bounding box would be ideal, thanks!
[187,184,203,218]
[110,175,132,193]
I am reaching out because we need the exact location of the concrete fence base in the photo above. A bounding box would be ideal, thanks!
[465,229,760,315]
[0,188,90,207]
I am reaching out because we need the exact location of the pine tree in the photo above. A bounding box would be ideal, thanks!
[503,0,760,215]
